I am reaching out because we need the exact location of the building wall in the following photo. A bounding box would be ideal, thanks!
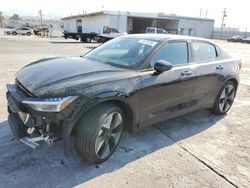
[178,19,214,38]
[63,13,214,38]
[63,14,110,33]
[108,15,128,32]
[81,14,109,33]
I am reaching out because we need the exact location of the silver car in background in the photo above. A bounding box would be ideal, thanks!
[4,27,33,36]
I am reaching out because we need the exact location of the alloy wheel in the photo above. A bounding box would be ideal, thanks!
[95,112,123,159]
[219,84,235,113]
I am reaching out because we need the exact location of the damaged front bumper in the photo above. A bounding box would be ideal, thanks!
[6,84,63,148]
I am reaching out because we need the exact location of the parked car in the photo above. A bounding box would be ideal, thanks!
[5,27,33,36]
[242,37,250,44]
[6,34,241,164]
[33,26,49,35]
[3,27,14,35]
[227,36,243,42]
[146,27,167,34]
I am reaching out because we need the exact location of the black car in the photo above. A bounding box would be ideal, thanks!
[6,34,241,164]
[227,36,243,42]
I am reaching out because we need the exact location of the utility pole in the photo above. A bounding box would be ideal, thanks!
[38,9,43,26]
[205,10,208,18]
[220,8,227,40]
[199,8,202,17]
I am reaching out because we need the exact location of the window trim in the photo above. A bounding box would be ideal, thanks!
[190,40,220,64]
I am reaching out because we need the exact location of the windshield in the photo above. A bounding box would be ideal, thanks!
[84,36,159,68]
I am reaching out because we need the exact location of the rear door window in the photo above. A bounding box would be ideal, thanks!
[191,42,217,62]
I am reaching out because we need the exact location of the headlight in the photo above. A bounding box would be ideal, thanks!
[22,96,78,112]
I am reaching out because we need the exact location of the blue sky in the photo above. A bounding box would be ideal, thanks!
[0,0,249,30]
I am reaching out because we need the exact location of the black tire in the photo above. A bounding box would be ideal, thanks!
[27,32,31,36]
[75,35,80,41]
[86,37,92,43]
[12,31,17,35]
[75,104,124,164]
[212,81,236,115]
[80,37,86,42]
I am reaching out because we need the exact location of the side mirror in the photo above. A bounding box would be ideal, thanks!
[153,60,173,74]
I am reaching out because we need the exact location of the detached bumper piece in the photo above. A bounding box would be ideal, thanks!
[19,137,39,149]
[8,113,39,149]
[8,113,25,139]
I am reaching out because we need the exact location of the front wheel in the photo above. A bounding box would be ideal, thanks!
[212,81,236,115]
[75,104,124,164]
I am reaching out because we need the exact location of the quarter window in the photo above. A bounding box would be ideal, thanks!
[151,42,188,67]
[192,42,217,62]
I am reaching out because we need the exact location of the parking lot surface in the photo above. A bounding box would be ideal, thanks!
[0,33,249,188]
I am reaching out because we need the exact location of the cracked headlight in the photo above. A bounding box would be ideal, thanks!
[22,96,78,112]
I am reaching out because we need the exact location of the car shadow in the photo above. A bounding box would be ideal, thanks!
[0,109,224,188]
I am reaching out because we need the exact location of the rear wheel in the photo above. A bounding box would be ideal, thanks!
[75,104,124,164]
[27,32,31,36]
[212,81,236,115]
[86,37,92,43]
[12,31,17,35]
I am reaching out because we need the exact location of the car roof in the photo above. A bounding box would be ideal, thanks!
[125,34,212,43]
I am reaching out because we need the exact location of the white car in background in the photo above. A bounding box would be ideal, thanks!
[5,27,33,36]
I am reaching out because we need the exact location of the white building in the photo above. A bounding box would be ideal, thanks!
[62,11,215,38]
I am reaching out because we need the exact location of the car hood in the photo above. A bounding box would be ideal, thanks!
[16,57,135,97]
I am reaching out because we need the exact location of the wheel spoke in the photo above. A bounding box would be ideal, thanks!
[101,114,113,130]
[110,113,122,130]
[227,90,235,101]
[220,89,226,100]
[224,101,231,111]
[226,85,234,96]
[219,98,226,112]
[100,140,110,159]
[222,100,227,111]
[110,131,122,146]
[95,135,105,155]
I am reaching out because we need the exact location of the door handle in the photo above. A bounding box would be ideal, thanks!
[181,71,192,76]
[216,65,224,70]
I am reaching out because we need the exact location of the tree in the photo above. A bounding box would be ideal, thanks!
[10,14,20,22]
[0,11,4,28]
[9,14,20,28]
